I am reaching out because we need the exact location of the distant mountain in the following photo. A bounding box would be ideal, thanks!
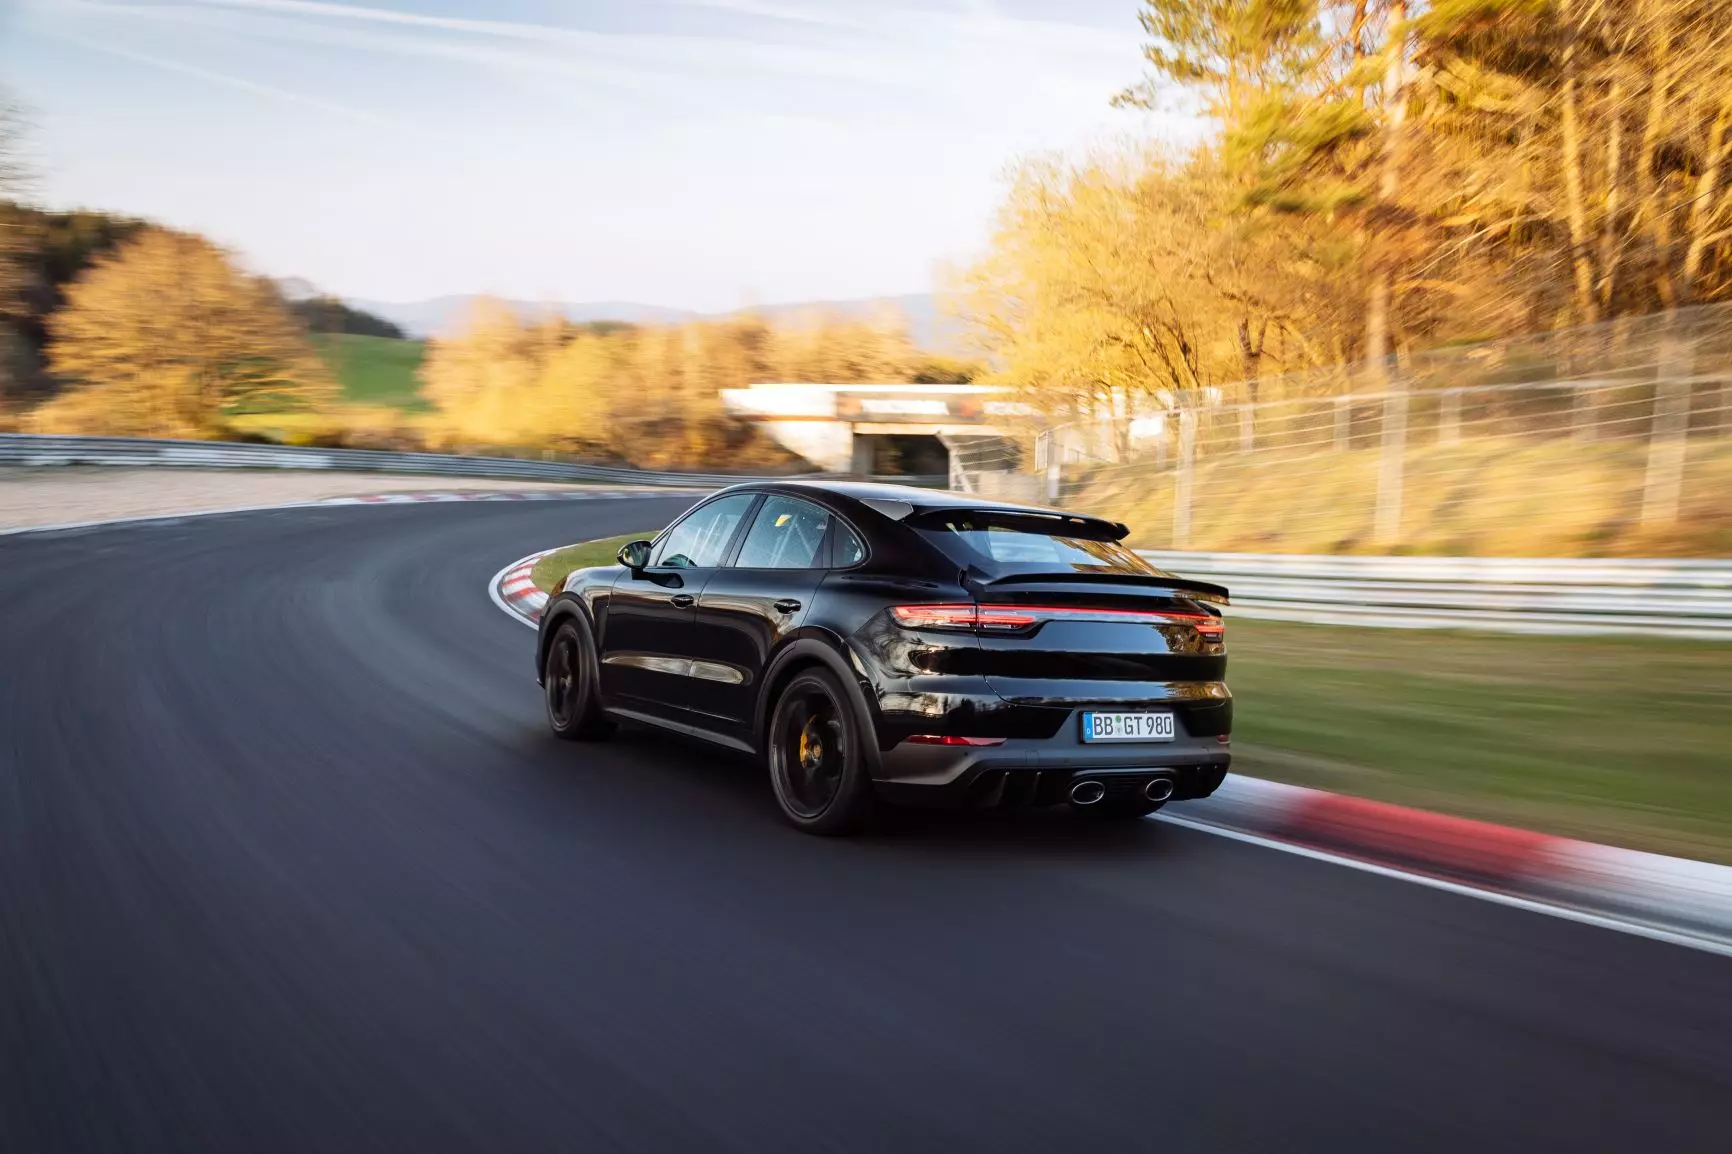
[346,296,700,339]
[748,293,954,351]
[274,276,321,302]
[343,291,958,350]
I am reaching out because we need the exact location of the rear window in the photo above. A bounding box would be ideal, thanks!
[914,512,1163,576]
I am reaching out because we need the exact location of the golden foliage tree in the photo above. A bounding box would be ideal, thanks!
[418,302,941,468]
[968,0,1732,423]
[0,94,28,413]
[964,151,1349,419]
[39,230,335,436]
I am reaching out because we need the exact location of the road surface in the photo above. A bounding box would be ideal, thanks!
[2,499,1728,1153]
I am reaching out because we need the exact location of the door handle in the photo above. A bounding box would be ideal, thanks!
[670,593,696,608]
[773,598,802,614]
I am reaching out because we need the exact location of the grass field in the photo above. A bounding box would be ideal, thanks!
[524,532,1730,862]
[1228,618,1732,863]
[531,534,649,593]
[311,333,428,411]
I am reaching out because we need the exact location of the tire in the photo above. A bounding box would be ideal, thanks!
[766,668,875,835]
[543,617,613,741]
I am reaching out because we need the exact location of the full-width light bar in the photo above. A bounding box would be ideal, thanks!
[891,603,1224,640]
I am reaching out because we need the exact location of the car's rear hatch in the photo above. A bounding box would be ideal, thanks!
[908,508,1230,723]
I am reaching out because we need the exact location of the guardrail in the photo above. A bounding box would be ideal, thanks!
[1142,550,1732,640]
[10,434,1726,639]
[0,433,774,487]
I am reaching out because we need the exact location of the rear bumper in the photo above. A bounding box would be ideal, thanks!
[871,720,1231,808]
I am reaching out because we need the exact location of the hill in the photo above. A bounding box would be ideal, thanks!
[346,296,699,339]
[292,297,406,340]
[348,292,956,351]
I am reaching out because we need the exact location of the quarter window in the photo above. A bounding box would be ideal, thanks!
[650,494,758,569]
[834,523,867,567]
[734,496,831,569]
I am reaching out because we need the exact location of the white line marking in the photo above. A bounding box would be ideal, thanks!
[1154,813,1732,959]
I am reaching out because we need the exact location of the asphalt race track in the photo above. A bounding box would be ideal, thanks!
[3,498,1729,1153]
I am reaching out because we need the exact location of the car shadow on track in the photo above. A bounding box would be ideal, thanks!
[518,720,1184,865]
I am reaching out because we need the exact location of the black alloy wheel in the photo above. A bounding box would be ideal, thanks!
[767,669,872,834]
[544,618,612,740]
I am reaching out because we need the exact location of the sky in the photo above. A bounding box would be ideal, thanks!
[2,0,1200,311]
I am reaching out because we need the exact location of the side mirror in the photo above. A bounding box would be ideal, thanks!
[617,539,653,571]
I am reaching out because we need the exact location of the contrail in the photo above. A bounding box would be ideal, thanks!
[45,29,412,132]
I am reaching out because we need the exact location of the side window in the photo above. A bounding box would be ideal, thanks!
[834,522,867,567]
[650,494,758,569]
[733,496,831,570]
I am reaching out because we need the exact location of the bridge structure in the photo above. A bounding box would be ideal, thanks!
[718,382,1038,494]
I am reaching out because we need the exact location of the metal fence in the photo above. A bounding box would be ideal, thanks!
[0,433,787,488]
[949,304,1732,556]
[1140,550,1732,640]
[6,432,1726,639]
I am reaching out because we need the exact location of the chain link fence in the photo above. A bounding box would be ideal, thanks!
[962,304,1732,556]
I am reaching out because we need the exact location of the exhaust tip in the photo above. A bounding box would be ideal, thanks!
[1070,780,1106,806]
[1144,776,1175,803]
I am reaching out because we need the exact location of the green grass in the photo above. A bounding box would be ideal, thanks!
[531,533,655,593]
[311,333,428,411]
[1228,618,1732,863]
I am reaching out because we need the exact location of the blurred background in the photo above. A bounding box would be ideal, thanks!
[4,0,1727,864]
[3,4,1731,1151]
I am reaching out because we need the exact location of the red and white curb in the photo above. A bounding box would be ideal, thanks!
[1166,776,1732,955]
[489,548,557,628]
[484,546,1732,956]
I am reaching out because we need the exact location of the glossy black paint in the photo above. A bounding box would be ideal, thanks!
[599,565,698,714]
[537,480,1232,806]
[691,565,825,725]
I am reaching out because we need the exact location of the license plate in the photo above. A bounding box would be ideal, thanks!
[1081,711,1176,743]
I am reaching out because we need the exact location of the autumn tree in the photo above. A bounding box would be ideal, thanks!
[418,302,926,467]
[39,230,335,436]
[966,149,1344,424]
[0,95,28,410]
[1418,0,1732,322]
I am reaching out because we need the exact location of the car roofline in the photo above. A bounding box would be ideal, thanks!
[738,479,1112,524]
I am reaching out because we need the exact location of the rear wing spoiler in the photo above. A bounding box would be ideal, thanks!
[899,505,1131,540]
[977,571,1230,606]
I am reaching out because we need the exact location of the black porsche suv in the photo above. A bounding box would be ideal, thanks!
[536,481,1232,834]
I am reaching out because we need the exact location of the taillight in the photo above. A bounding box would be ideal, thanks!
[905,735,1007,746]
[890,604,996,630]
[892,603,1224,639]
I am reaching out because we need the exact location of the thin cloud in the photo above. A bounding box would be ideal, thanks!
[52,0,1140,117]
[672,0,1134,57]
[64,1,675,97]
[165,0,930,88]
[43,28,417,131]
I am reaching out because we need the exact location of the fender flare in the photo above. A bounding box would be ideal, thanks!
[756,637,882,774]
[535,593,596,685]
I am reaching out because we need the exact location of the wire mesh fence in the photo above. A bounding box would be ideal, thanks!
[959,304,1732,557]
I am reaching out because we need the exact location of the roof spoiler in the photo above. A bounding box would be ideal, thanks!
[900,505,1131,540]
[978,571,1230,605]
